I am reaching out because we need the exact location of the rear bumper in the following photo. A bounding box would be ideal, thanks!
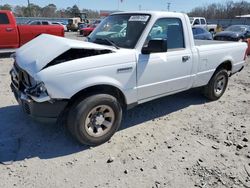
[11,83,68,120]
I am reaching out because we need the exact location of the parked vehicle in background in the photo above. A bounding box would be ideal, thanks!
[27,20,52,25]
[192,26,213,40]
[214,25,250,41]
[67,17,82,31]
[67,12,88,32]
[10,11,247,146]
[79,23,87,35]
[52,22,67,32]
[80,20,103,36]
[0,10,64,48]
[214,25,250,54]
[81,24,97,36]
[94,23,127,38]
[190,17,217,33]
[92,19,102,25]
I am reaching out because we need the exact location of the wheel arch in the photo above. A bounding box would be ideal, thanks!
[215,60,232,73]
[68,84,128,109]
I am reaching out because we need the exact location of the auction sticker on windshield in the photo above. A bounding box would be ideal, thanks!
[129,15,149,22]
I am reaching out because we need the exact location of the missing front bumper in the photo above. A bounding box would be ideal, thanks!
[10,83,68,119]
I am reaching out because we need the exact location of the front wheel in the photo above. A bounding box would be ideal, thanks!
[67,94,122,146]
[203,69,229,101]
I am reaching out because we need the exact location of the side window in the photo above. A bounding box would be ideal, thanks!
[0,13,10,24]
[145,18,185,49]
[193,19,200,25]
[42,21,49,25]
[30,21,41,25]
[200,19,206,25]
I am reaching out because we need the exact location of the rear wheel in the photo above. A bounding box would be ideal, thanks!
[67,94,122,146]
[203,69,229,101]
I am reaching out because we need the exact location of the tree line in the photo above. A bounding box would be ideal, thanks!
[188,1,250,19]
[0,3,99,18]
[2,1,250,19]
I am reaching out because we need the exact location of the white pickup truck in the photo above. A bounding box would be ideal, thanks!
[10,11,247,145]
[189,17,217,33]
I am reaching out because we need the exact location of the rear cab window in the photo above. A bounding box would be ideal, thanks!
[0,13,10,24]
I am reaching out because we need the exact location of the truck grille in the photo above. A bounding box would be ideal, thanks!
[23,102,31,114]
[12,61,33,91]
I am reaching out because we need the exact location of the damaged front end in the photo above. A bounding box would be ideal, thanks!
[10,34,116,120]
[10,60,68,120]
[44,48,112,69]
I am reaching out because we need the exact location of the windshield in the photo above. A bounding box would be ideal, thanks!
[225,25,247,32]
[88,14,151,49]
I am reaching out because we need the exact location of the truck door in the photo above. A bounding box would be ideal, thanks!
[0,12,19,48]
[137,18,193,101]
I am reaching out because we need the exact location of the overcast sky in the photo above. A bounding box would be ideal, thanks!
[1,0,246,13]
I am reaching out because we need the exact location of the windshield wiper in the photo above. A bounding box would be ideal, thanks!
[95,38,120,49]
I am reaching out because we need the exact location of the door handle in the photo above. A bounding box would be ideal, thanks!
[6,28,14,32]
[182,56,190,62]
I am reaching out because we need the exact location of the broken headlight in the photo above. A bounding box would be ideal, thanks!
[25,82,48,97]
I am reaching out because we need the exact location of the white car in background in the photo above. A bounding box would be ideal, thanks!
[52,22,68,32]
[27,20,52,25]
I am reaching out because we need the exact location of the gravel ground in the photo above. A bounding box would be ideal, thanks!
[0,33,250,188]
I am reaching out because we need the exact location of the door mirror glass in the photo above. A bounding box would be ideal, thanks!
[142,39,168,54]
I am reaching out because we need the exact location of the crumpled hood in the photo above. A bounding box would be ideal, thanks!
[15,34,113,75]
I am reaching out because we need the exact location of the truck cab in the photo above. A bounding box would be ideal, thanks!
[189,17,217,33]
[190,17,207,27]
[0,10,19,48]
[0,10,64,49]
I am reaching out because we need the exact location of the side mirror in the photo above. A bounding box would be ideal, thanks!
[142,39,168,54]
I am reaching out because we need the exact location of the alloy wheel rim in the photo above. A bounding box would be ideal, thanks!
[85,105,115,137]
[214,75,226,96]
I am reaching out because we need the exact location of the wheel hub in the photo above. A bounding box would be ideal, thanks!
[214,75,226,96]
[94,114,105,126]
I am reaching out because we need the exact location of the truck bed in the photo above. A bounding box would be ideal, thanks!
[192,39,246,88]
[194,39,234,46]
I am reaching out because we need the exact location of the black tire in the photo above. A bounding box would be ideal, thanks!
[67,94,122,146]
[203,69,229,101]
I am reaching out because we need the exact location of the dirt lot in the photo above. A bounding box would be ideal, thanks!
[0,33,250,188]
